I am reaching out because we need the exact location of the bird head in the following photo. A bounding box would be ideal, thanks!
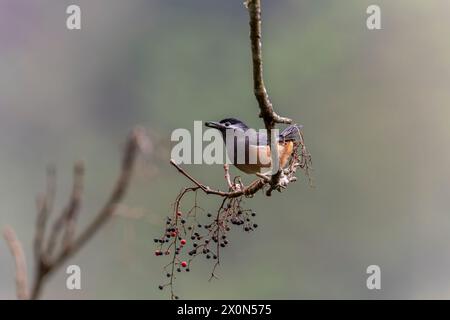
[205,118,249,134]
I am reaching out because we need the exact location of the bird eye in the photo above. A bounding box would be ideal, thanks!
[224,122,231,127]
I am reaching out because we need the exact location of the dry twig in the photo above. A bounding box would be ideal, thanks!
[3,227,29,300]
[3,128,143,299]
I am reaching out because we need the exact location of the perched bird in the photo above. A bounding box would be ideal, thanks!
[205,118,303,174]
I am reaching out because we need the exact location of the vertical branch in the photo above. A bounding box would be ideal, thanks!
[247,0,291,128]
[62,161,85,251]
[3,227,29,300]
[34,166,56,262]
[246,0,292,193]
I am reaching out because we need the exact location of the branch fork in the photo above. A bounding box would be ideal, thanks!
[3,128,143,299]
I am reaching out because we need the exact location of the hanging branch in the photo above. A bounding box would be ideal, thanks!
[3,128,144,300]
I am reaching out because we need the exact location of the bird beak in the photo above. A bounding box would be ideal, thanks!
[205,121,226,129]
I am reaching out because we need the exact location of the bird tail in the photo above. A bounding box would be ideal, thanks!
[279,124,303,142]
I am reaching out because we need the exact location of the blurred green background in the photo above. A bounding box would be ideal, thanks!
[1,0,450,299]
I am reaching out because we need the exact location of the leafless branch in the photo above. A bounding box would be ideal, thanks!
[247,0,293,194]
[170,159,266,199]
[4,128,143,300]
[247,0,292,128]
[3,226,29,300]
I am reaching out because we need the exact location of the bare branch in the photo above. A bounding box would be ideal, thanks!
[62,161,85,251]
[33,166,56,263]
[170,159,266,198]
[3,124,175,300]
[223,164,233,189]
[3,226,29,300]
[45,162,84,258]
[247,0,292,128]
[247,0,293,192]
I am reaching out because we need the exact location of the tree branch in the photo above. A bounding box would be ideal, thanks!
[4,128,143,300]
[3,226,29,300]
[247,0,292,128]
[30,128,142,299]
[247,0,292,194]
[170,159,265,198]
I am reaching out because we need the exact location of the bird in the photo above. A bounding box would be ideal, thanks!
[205,118,303,174]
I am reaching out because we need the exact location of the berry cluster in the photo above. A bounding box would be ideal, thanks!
[155,192,257,299]
[155,132,312,300]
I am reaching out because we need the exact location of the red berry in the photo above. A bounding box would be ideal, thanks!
[177,211,182,217]
[180,239,187,245]
[154,250,161,256]
[171,231,177,237]
[181,261,187,268]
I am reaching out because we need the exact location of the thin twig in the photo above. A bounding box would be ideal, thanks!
[223,164,233,190]
[45,162,84,259]
[3,226,29,300]
[170,159,266,198]
[34,166,56,263]
[24,128,142,300]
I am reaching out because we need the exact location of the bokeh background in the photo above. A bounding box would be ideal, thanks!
[1,0,450,299]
